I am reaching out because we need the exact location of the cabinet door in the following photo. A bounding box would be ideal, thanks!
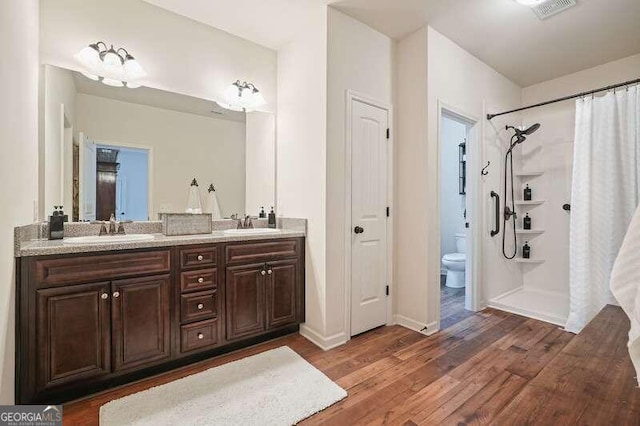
[266,260,298,329]
[112,275,171,372]
[36,282,111,390]
[226,263,266,340]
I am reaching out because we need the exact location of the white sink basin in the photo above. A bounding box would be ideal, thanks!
[223,228,282,236]
[62,234,156,245]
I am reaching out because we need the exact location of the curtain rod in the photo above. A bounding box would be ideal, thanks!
[486,77,640,120]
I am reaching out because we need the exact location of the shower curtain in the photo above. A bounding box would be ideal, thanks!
[565,85,640,334]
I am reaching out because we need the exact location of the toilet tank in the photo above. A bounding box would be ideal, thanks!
[455,232,466,253]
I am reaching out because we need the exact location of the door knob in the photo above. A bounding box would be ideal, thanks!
[113,291,120,298]
[261,270,266,276]
[101,293,108,300]
[354,226,364,234]
[267,269,273,275]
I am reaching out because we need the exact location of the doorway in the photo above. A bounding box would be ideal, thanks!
[438,108,480,329]
[346,91,393,337]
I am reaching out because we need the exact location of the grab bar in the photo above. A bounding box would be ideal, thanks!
[490,191,500,237]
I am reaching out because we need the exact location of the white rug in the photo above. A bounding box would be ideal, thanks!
[100,346,347,426]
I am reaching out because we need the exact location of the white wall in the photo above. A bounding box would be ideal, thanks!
[326,8,394,338]
[395,27,430,326]
[245,112,276,216]
[42,65,76,217]
[76,93,246,218]
[520,53,640,296]
[440,116,467,258]
[276,6,328,341]
[0,0,40,404]
[395,27,523,329]
[40,0,277,113]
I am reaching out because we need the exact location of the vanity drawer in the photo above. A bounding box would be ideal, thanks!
[180,319,219,353]
[180,290,217,323]
[225,240,299,264]
[180,268,217,293]
[34,250,171,287]
[180,246,217,269]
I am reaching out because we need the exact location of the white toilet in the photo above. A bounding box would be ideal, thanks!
[442,233,466,288]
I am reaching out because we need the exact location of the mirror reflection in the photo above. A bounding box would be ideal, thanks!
[41,65,275,222]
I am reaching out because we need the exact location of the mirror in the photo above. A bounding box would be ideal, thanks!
[41,64,275,222]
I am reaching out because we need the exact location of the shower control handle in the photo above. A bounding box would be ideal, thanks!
[490,191,500,237]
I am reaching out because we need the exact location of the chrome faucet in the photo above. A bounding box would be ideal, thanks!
[237,215,254,229]
[93,213,132,236]
[108,213,117,235]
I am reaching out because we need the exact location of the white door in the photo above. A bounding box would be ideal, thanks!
[79,133,97,221]
[350,99,389,336]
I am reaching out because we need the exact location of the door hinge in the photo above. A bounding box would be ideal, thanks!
[386,285,389,296]
[386,206,390,217]
[386,128,390,139]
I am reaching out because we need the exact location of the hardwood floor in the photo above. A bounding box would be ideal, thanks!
[63,305,639,425]
[440,278,475,329]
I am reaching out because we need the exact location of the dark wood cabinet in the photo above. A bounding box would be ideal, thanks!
[266,260,299,330]
[112,275,171,372]
[226,263,266,340]
[35,282,111,390]
[17,238,304,403]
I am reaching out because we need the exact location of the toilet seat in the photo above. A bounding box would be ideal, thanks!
[442,253,465,262]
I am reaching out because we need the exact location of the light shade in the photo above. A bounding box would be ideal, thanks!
[123,58,147,81]
[515,0,548,6]
[75,45,100,69]
[219,81,267,112]
[75,42,145,89]
[102,78,124,88]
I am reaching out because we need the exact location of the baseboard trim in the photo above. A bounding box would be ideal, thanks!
[394,315,439,336]
[299,324,348,351]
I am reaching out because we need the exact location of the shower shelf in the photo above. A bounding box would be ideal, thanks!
[514,200,545,206]
[515,258,545,264]
[514,170,544,177]
[515,229,545,235]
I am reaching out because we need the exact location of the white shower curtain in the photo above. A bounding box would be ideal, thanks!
[565,86,640,334]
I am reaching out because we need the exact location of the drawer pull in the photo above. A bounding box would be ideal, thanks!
[101,293,109,300]
[261,270,266,276]
[197,303,204,310]
[113,291,120,298]
[197,333,204,340]
[267,269,273,275]
[197,277,204,283]
[197,255,204,261]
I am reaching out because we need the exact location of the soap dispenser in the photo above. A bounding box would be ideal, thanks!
[268,207,276,229]
[523,213,532,230]
[523,184,532,201]
[49,206,68,240]
[259,207,266,218]
[522,241,531,259]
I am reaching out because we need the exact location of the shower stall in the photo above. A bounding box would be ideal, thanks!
[484,77,640,331]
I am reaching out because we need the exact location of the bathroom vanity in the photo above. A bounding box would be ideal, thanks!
[15,232,305,404]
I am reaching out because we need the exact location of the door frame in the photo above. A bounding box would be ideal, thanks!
[435,101,483,326]
[344,90,394,338]
[94,139,154,221]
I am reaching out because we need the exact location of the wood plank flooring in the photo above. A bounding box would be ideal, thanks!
[62,305,639,425]
[440,280,475,329]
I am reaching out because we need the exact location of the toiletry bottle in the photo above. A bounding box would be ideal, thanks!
[48,206,67,240]
[268,207,276,229]
[522,241,531,259]
[523,213,532,230]
[524,184,532,201]
[259,207,266,219]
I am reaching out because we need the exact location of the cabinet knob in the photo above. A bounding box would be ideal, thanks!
[113,291,120,298]
[197,277,204,283]
[197,303,204,310]
[197,333,204,340]
[197,255,204,261]
[101,293,108,300]
[267,269,273,275]
[261,270,266,276]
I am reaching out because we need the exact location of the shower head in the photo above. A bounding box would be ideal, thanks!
[521,123,541,135]
[506,123,541,147]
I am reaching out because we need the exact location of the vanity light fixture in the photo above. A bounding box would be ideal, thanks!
[75,41,147,88]
[216,80,266,112]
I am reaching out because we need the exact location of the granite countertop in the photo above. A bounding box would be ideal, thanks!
[17,229,305,257]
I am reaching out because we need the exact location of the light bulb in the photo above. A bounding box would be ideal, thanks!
[122,58,146,81]
[515,0,547,6]
[249,91,266,108]
[75,45,101,70]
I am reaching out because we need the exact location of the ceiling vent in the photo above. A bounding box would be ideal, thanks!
[532,0,577,19]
